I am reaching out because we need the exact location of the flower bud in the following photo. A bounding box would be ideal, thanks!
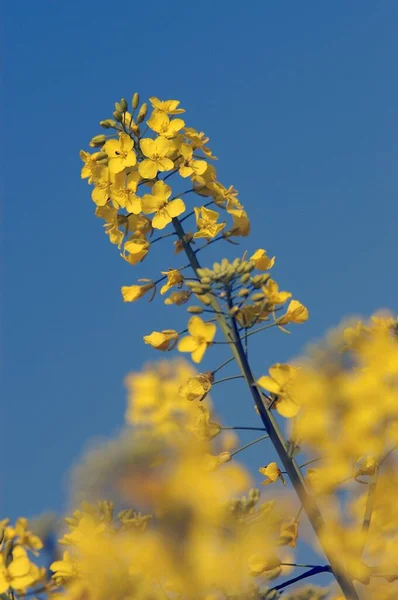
[237,288,250,298]
[195,293,212,306]
[251,292,265,302]
[240,273,251,284]
[119,98,128,112]
[89,134,107,148]
[132,92,140,109]
[100,119,117,129]
[113,110,123,122]
[137,103,148,123]
[115,101,123,113]
[187,306,204,314]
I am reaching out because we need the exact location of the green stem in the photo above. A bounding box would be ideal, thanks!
[230,434,270,458]
[222,426,267,432]
[270,565,331,592]
[360,467,378,555]
[172,216,359,600]
[213,375,244,385]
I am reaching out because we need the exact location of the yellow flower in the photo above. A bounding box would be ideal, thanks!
[259,462,285,486]
[95,204,124,247]
[248,553,281,576]
[143,330,179,351]
[80,150,103,183]
[257,364,300,418]
[278,300,309,326]
[178,144,208,178]
[141,181,185,230]
[110,171,141,213]
[262,278,292,305]
[103,133,137,174]
[50,551,79,585]
[121,236,150,265]
[164,290,191,305]
[91,166,115,206]
[0,546,40,593]
[149,97,185,114]
[139,137,174,179]
[183,127,216,159]
[202,452,232,471]
[178,316,216,363]
[121,280,155,302]
[179,373,213,401]
[250,249,275,271]
[279,519,298,547]
[187,404,221,439]
[354,455,378,479]
[147,111,185,137]
[227,207,250,237]
[193,206,226,240]
[160,269,184,295]
[6,518,43,554]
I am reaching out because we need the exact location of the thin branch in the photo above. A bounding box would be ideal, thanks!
[270,565,331,592]
[171,216,359,600]
[360,468,378,555]
[229,434,270,458]
[222,426,267,432]
[212,356,235,375]
[213,375,244,385]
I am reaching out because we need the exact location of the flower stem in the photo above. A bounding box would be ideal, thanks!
[213,375,244,385]
[270,565,332,592]
[172,216,359,600]
[229,434,270,458]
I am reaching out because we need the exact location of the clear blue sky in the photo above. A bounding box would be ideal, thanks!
[3,1,397,526]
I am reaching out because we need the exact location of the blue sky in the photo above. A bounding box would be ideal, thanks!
[3,0,397,534]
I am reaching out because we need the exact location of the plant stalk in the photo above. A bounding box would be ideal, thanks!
[172,216,359,600]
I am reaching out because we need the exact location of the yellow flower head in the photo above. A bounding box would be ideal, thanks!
[262,278,292,306]
[248,553,281,576]
[178,316,217,363]
[141,181,185,230]
[121,236,150,265]
[178,144,208,178]
[0,546,40,593]
[103,133,137,174]
[50,551,79,585]
[187,404,221,440]
[147,111,185,138]
[121,280,155,302]
[143,330,179,351]
[250,249,275,271]
[91,166,115,206]
[179,373,213,402]
[160,269,184,295]
[149,97,185,115]
[279,519,298,547]
[139,137,174,179]
[257,364,300,418]
[278,300,309,326]
[227,207,251,237]
[193,206,226,240]
[110,171,141,213]
[259,462,285,486]
[183,127,217,159]
[80,150,104,183]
